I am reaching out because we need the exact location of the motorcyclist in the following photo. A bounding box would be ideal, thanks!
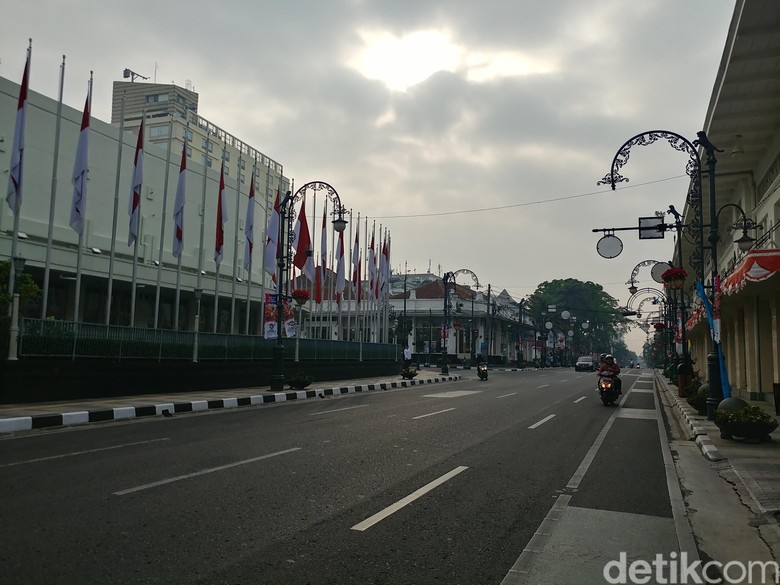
[597,354,622,395]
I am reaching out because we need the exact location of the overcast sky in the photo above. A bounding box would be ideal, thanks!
[2,0,737,354]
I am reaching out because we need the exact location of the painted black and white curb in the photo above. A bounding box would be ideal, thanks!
[0,375,461,434]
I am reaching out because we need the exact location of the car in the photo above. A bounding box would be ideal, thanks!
[575,356,596,372]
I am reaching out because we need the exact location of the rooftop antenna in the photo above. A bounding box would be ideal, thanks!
[123,68,149,82]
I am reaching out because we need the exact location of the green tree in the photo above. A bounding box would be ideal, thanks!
[0,260,40,314]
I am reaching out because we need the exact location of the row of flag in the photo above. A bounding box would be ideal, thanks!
[5,44,391,315]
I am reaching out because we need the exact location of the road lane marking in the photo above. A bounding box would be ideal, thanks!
[560,379,569,382]
[537,384,549,389]
[0,438,171,468]
[351,466,469,531]
[422,390,481,398]
[412,408,456,420]
[308,405,369,416]
[528,414,556,429]
[497,393,517,399]
[573,396,587,403]
[113,447,301,496]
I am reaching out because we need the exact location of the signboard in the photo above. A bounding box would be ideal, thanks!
[638,216,665,240]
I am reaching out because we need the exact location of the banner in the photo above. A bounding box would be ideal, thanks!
[263,293,296,338]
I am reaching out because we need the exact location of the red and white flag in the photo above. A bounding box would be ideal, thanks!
[214,161,228,266]
[243,170,255,272]
[378,236,389,299]
[314,201,327,304]
[128,119,144,246]
[172,140,187,257]
[335,229,345,304]
[263,189,281,279]
[351,222,360,301]
[6,49,29,215]
[368,231,377,301]
[70,92,90,235]
[293,196,315,282]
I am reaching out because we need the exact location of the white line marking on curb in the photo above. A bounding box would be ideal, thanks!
[413,408,456,420]
[573,396,587,403]
[537,384,549,389]
[497,393,518,399]
[113,447,301,495]
[528,414,556,429]
[351,466,468,531]
[0,438,171,468]
[308,405,369,416]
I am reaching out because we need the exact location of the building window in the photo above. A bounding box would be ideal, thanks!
[203,155,212,168]
[224,166,230,176]
[224,151,231,162]
[186,146,192,158]
[150,125,169,139]
[184,128,193,142]
[239,159,246,170]
[202,139,213,152]
[240,172,246,184]
[146,93,169,104]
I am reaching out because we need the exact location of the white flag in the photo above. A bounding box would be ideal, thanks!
[70,93,90,235]
[128,119,144,246]
[6,49,29,215]
[243,171,255,272]
[172,141,187,257]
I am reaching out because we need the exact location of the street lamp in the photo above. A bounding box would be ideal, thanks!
[193,288,203,363]
[715,202,759,253]
[441,271,455,374]
[8,255,26,361]
[270,182,347,392]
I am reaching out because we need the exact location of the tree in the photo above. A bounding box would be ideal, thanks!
[0,260,40,314]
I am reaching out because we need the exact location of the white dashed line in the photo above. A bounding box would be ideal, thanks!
[528,414,556,429]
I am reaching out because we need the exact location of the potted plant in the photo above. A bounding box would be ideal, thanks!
[288,371,313,389]
[686,384,707,416]
[661,267,688,290]
[715,405,778,442]
[401,366,418,380]
[291,289,310,306]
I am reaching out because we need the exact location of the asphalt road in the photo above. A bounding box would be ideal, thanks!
[0,368,668,585]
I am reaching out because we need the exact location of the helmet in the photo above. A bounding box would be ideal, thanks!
[605,354,614,362]
[600,353,607,360]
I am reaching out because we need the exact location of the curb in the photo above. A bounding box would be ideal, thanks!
[0,374,462,434]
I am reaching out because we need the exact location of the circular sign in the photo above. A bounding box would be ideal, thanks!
[561,310,571,320]
[545,322,553,330]
[651,262,672,283]
[581,322,590,330]
[596,235,623,259]
[567,330,574,337]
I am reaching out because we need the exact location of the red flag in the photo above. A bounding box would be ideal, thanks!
[368,230,377,301]
[128,119,144,246]
[314,202,327,303]
[214,161,228,266]
[6,49,29,215]
[172,141,187,257]
[263,189,280,278]
[335,230,345,304]
[351,221,360,297]
[243,169,255,272]
[70,92,90,235]
[293,196,315,281]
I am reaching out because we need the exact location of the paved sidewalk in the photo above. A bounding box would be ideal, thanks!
[0,369,462,434]
[657,371,780,569]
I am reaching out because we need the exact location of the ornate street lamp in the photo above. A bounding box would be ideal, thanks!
[270,182,347,392]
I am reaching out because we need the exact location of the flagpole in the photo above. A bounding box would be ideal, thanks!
[245,158,258,334]
[7,40,31,306]
[230,155,242,334]
[72,72,92,323]
[153,115,175,329]
[105,91,126,325]
[42,53,64,319]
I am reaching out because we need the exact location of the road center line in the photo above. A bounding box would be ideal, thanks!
[573,396,587,403]
[412,408,455,420]
[308,405,369,416]
[537,384,549,389]
[0,438,171,468]
[497,393,517,399]
[528,414,556,429]
[351,466,469,531]
[113,447,301,496]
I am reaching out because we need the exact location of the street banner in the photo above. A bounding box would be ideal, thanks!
[263,293,296,338]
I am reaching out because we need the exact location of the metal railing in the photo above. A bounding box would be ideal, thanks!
[17,318,399,362]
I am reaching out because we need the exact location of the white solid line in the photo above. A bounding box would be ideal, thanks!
[537,384,549,388]
[560,379,568,383]
[351,466,469,531]
[113,447,301,496]
[528,414,556,429]
[412,408,456,420]
[573,396,587,403]
[308,404,369,416]
[497,393,518,399]
[0,438,171,468]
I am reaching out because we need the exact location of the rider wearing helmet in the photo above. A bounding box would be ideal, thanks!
[597,354,622,395]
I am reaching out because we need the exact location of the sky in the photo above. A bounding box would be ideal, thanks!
[1,0,737,354]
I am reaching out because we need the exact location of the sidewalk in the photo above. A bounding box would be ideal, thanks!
[657,371,780,568]
[0,368,462,434]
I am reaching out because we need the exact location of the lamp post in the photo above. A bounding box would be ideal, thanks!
[193,288,203,363]
[8,255,26,361]
[270,182,347,392]
[441,271,455,374]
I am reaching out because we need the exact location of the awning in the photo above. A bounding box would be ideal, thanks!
[722,249,780,295]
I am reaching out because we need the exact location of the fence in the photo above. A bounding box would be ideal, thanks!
[17,318,399,362]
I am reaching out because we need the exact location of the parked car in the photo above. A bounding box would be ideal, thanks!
[575,356,596,372]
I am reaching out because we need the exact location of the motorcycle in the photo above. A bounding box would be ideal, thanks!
[477,362,488,380]
[597,373,619,406]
